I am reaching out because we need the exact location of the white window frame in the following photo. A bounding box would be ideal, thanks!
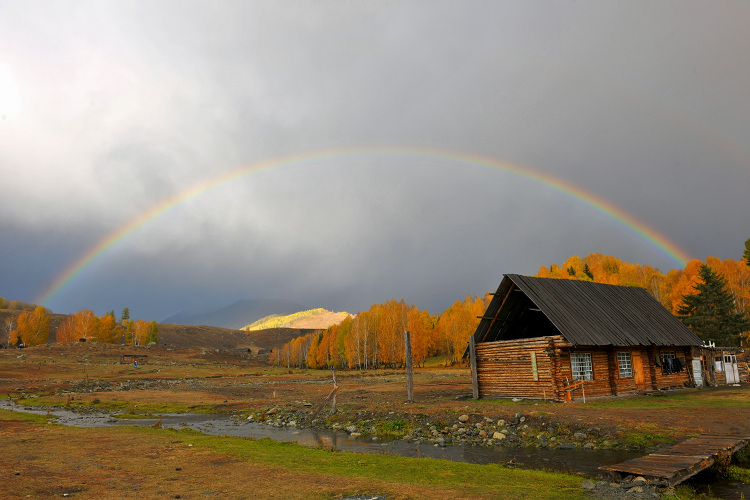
[618,352,632,378]
[571,352,593,381]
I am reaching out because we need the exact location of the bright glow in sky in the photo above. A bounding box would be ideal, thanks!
[0,62,20,120]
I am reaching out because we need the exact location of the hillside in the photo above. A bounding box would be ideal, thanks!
[242,308,350,331]
[161,298,306,329]
[158,324,312,353]
[0,308,310,356]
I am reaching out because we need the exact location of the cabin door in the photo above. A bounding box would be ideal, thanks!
[725,355,739,384]
[691,359,703,387]
[632,352,646,390]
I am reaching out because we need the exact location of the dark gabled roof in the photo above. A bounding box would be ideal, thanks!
[473,274,703,347]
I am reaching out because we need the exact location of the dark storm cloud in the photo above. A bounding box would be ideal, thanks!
[0,1,748,319]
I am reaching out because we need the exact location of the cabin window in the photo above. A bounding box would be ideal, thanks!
[617,352,632,378]
[661,351,684,374]
[571,352,593,381]
[661,351,675,362]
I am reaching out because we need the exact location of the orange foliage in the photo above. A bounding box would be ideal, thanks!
[274,252,748,371]
[97,314,120,343]
[275,295,484,370]
[10,306,49,347]
[538,253,749,319]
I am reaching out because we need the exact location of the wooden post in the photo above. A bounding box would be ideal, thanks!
[330,367,338,415]
[405,330,414,403]
[470,336,479,400]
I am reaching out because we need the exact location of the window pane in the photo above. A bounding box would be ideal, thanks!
[571,353,593,381]
[618,352,632,378]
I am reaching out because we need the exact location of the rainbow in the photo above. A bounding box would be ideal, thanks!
[36,146,692,306]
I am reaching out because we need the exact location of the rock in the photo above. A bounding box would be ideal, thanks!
[346,425,357,433]
[492,431,506,440]
[479,430,487,438]
[627,486,644,495]
[287,420,296,427]
[458,414,469,423]
[573,432,587,440]
[266,408,278,415]
[350,432,361,438]
[583,442,595,449]
[435,437,445,447]
[580,480,596,490]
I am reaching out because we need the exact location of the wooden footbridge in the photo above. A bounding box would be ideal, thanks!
[600,435,750,486]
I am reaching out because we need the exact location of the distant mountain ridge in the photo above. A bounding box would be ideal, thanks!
[162,299,306,329]
[242,308,350,331]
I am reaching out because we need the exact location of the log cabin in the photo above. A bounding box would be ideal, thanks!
[120,354,148,365]
[467,274,707,401]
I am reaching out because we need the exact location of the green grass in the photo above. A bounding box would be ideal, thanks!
[725,465,750,483]
[373,418,411,438]
[421,355,451,368]
[15,396,220,415]
[621,430,675,450]
[0,408,51,424]
[153,427,591,499]
[586,387,750,410]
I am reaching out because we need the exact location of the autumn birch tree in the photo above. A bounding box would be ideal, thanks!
[11,306,49,347]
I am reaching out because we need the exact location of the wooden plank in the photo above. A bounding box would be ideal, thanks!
[469,336,479,400]
[600,435,750,486]
[405,330,414,403]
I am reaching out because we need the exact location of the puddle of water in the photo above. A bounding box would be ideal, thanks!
[0,399,637,476]
[693,481,750,500]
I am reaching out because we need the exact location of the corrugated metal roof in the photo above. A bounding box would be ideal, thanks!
[474,274,703,347]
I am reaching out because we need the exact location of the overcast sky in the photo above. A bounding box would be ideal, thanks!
[1,1,748,321]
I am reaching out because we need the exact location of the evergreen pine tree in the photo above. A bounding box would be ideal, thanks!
[583,263,594,280]
[744,238,750,267]
[677,264,750,346]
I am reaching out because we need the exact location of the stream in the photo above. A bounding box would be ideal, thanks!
[4,400,749,498]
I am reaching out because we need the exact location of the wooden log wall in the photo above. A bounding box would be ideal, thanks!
[475,336,566,400]
[557,347,614,399]
[650,346,694,389]
[558,345,693,399]
[738,350,749,383]
[477,338,696,402]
